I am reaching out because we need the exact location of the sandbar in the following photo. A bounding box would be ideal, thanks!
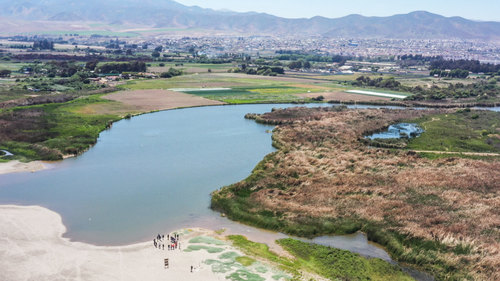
[0,205,290,281]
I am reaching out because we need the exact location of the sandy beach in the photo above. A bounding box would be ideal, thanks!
[0,205,290,281]
[0,160,46,175]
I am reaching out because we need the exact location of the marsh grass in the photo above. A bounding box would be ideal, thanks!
[407,110,500,153]
[0,95,121,160]
[212,107,499,280]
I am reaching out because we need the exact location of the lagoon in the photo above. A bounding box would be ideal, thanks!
[0,103,429,265]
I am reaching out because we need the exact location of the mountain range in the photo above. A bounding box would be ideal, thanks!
[0,0,499,40]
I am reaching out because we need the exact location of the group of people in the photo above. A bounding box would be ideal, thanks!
[153,233,181,251]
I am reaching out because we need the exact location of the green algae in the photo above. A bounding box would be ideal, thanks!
[189,236,227,246]
[184,245,225,253]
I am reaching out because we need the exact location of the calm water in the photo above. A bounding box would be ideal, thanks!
[0,103,397,252]
[0,103,441,279]
[0,105,275,244]
[367,123,423,139]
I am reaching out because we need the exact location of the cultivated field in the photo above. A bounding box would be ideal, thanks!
[103,89,225,112]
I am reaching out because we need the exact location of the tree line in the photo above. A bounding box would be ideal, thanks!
[430,69,469,79]
[93,61,147,74]
[33,39,54,50]
[430,59,500,74]
[229,65,284,76]
[350,75,498,101]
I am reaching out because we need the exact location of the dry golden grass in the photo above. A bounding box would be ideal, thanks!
[233,107,500,280]
[103,89,225,112]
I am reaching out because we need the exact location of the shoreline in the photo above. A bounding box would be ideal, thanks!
[0,160,47,175]
[1,99,497,176]
[1,94,498,176]
[0,205,292,281]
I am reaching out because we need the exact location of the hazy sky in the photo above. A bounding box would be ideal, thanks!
[175,0,500,21]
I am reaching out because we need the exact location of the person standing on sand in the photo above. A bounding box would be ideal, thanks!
[191,266,193,273]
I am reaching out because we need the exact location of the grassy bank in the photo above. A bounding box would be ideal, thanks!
[365,109,500,159]
[212,107,499,280]
[0,95,121,161]
[407,109,500,153]
[213,189,471,280]
[228,235,413,281]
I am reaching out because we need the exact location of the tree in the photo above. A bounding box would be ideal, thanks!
[33,39,54,50]
[160,68,183,78]
[85,60,99,71]
[288,61,303,70]
[96,61,147,74]
[152,51,160,58]
[0,69,11,77]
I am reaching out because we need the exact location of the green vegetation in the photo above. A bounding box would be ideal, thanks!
[351,75,499,101]
[363,110,500,158]
[407,110,500,153]
[184,86,308,104]
[32,39,54,50]
[235,256,256,267]
[212,108,499,280]
[204,249,290,280]
[0,96,120,160]
[429,69,469,79]
[228,235,413,281]
[189,236,227,246]
[159,67,183,78]
[228,235,298,275]
[416,152,500,160]
[119,73,337,104]
[278,238,413,281]
[184,245,225,253]
[430,59,500,74]
[228,65,285,76]
[96,61,146,74]
[214,156,475,281]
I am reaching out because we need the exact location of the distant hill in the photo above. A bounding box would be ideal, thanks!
[0,0,499,40]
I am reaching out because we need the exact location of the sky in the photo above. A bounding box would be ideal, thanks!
[175,0,500,21]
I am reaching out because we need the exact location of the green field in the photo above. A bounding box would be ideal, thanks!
[120,73,335,103]
[0,62,30,72]
[408,110,500,153]
[182,85,321,104]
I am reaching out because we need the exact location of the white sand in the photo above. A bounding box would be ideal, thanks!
[0,160,46,175]
[0,205,289,281]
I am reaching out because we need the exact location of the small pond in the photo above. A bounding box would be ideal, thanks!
[367,123,423,139]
